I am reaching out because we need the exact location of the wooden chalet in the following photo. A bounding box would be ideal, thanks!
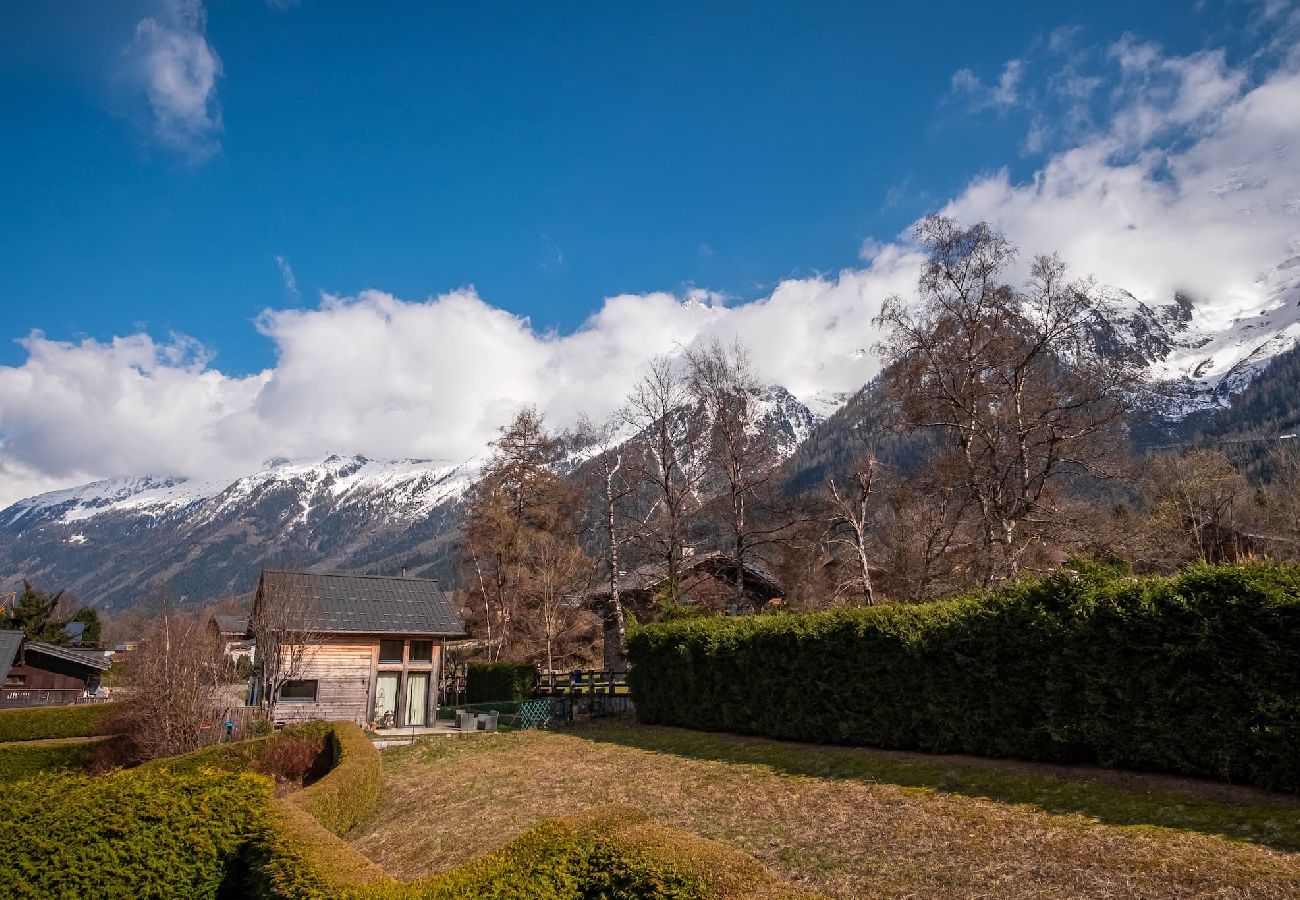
[579,551,783,667]
[251,571,465,728]
[0,629,111,707]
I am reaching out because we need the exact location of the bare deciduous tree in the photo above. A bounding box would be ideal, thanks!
[624,356,702,604]
[686,338,805,613]
[876,216,1137,584]
[112,607,225,761]
[826,457,882,605]
[252,570,324,721]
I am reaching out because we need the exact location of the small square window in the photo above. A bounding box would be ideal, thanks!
[5,674,25,686]
[379,639,404,663]
[279,680,318,702]
[409,640,433,663]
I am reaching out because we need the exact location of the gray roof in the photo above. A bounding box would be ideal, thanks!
[212,614,250,637]
[258,571,465,637]
[581,550,782,603]
[0,630,23,684]
[25,640,112,671]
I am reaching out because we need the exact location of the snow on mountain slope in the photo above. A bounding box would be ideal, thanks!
[1088,253,1300,415]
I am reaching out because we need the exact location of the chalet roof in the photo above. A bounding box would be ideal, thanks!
[212,614,250,637]
[257,571,466,637]
[25,640,112,672]
[0,630,23,683]
[581,551,783,603]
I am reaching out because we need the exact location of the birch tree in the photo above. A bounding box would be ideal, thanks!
[875,216,1136,584]
[826,457,881,605]
[686,338,790,613]
[623,356,702,604]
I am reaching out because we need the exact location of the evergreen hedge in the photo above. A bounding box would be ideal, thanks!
[626,563,1300,792]
[0,702,118,742]
[0,767,270,898]
[0,740,95,783]
[466,661,537,703]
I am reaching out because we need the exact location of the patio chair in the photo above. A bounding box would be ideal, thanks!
[476,710,500,732]
[455,709,470,730]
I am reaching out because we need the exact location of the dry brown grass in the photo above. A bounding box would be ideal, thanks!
[350,723,1300,899]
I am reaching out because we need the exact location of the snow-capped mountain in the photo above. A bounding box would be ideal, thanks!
[1089,254,1300,415]
[0,389,823,610]
[5,264,1300,613]
[0,455,480,610]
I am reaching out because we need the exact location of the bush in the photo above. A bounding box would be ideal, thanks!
[288,721,383,835]
[0,740,94,783]
[247,805,810,899]
[0,703,118,742]
[466,661,537,703]
[0,767,270,898]
[627,562,1300,793]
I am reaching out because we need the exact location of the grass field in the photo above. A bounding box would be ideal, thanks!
[351,721,1300,899]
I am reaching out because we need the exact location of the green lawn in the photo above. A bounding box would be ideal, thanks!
[351,721,1300,899]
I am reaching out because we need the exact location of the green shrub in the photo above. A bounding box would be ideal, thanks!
[0,702,118,742]
[466,661,537,703]
[247,805,810,899]
[0,767,271,899]
[0,740,94,783]
[627,562,1300,793]
[288,721,383,835]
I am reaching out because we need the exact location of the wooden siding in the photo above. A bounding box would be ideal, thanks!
[274,636,445,727]
[276,637,374,724]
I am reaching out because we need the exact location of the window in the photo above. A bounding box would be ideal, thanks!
[379,639,404,663]
[409,640,433,663]
[4,674,25,686]
[279,679,318,703]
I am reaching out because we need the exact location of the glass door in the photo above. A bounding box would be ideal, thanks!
[404,672,429,726]
[375,673,399,725]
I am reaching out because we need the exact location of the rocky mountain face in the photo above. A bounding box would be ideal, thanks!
[4,267,1300,610]
[0,456,476,610]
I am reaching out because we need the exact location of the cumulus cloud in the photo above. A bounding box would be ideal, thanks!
[124,0,223,159]
[2,30,1299,507]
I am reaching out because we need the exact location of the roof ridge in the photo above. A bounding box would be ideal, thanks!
[262,569,443,585]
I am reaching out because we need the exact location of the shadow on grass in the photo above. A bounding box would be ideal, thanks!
[570,720,1300,854]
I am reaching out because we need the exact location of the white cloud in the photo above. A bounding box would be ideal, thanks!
[951,58,1024,111]
[275,255,300,299]
[125,0,223,159]
[2,32,1299,507]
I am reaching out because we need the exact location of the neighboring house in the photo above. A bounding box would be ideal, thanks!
[578,550,784,665]
[250,571,465,728]
[0,629,111,707]
[210,614,255,664]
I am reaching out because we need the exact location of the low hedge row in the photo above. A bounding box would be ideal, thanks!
[0,767,270,898]
[627,562,1300,792]
[288,720,383,835]
[0,739,95,783]
[249,805,812,899]
[0,702,118,742]
[466,661,537,703]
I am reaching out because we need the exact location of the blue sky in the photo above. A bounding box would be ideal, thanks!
[1,0,1298,505]
[0,0,1261,374]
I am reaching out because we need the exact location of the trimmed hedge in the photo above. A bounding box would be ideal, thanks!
[248,805,812,899]
[627,562,1300,793]
[288,720,383,835]
[0,702,117,742]
[0,739,95,783]
[0,720,809,898]
[466,661,537,704]
[0,767,270,898]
